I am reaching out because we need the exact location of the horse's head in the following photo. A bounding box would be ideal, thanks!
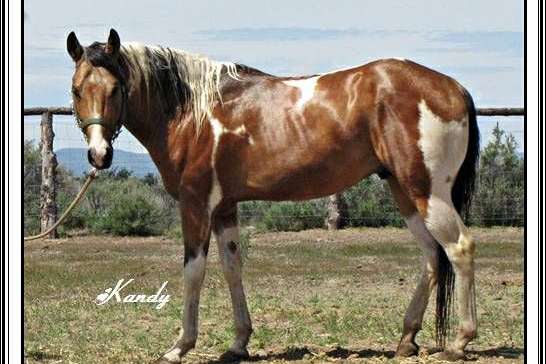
[67,29,126,169]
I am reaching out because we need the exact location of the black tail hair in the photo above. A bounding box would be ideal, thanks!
[452,87,480,220]
[435,246,455,348]
[435,87,480,348]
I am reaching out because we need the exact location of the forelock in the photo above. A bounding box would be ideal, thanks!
[84,42,126,81]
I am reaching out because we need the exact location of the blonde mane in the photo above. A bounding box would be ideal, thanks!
[121,43,239,134]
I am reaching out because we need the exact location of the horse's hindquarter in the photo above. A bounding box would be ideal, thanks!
[212,66,382,201]
[365,59,470,201]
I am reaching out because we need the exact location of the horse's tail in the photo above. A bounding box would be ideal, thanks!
[452,87,480,220]
[435,245,455,348]
[435,86,480,348]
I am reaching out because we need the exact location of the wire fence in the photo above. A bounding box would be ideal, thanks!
[23,108,524,237]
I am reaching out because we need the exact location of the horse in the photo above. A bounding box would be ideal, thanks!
[66,29,480,363]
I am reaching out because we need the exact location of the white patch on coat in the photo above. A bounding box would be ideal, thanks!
[376,66,393,93]
[417,100,469,244]
[184,253,206,288]
[213,224,252,352]
[215,226,241,279]
[87,124,109,159]
[404,213,438,278]
[233,124,254,145]
[208,118,257,214]
[400,213,439,333]
[283,76,319,109]
[405,213,437,248]
[320,65,357,75]
[177,252,207,351]
[217,226,239,244]
[417,100,468,194]
[208,118,225,214]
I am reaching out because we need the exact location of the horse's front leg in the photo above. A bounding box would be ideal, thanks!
[159,196,212,364]
[212,204,253,360]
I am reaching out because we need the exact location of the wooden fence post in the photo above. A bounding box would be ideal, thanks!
[40,111,58,238]
[325,193,347,230]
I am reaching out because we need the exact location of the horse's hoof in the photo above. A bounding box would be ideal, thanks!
[431,350,466,362]
[154,350,183,364]
[395,341,419,357]
[219,349,250,362]
[153,357,180,364]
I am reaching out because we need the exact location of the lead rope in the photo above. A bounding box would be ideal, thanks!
[24,168,98,242]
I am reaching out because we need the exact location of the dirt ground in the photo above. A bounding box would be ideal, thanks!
[24,227,524,363]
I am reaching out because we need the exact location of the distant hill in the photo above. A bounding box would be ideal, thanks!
[55,147,525,178]
[56,148,158,177]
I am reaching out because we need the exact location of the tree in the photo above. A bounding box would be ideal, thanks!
[24,141,41,234]
[141,172,158,186]
[470,123,523,226]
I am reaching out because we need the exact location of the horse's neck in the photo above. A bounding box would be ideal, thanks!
[124,92,166,151]
[122,82,184,197]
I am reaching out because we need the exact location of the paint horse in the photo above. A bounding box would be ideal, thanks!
[67,29,479,362]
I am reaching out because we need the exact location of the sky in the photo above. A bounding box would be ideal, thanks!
[23,0,524,153]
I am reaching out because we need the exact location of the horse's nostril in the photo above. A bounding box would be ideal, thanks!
[87,149,95,164]
[104,147,114,168]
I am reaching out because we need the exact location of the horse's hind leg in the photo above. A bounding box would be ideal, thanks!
[389,178,439,357]
[418,193,477,360]
[212,204,253,360]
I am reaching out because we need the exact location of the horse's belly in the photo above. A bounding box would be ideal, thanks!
[244,134,380,200]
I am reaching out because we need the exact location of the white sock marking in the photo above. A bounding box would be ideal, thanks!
[213,224,251,352]
[163,347,181,362]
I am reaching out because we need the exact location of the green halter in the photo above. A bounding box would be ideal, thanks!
[74,84,127,142]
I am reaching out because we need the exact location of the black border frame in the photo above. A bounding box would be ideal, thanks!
[15,1,535,362]
[538,0,543,361]
[2,0,6,360]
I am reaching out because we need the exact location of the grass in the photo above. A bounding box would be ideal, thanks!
[24,227,524,363]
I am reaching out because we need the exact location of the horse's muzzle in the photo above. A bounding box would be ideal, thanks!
[88,145,113,169]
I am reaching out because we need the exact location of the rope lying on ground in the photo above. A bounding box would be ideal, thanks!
[24,168,98,242]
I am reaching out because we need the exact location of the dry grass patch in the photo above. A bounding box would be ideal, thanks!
[24,227,523,363]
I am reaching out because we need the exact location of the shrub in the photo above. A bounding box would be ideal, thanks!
[92,194,164,236]
[343,176,404,228]
[84,177,177,236]
[239,200,271,227]
[261,201,325,231]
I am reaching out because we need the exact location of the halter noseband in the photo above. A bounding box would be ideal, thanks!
[75,84,127,143]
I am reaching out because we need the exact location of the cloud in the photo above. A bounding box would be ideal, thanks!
[441,65,516,75]
[422,31,523,56]
[194,27,403,42]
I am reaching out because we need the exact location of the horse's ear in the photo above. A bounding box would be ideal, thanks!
[106,28,120,56]
[67,31,83,62]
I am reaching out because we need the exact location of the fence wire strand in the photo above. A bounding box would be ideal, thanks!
[24,114,524,236]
